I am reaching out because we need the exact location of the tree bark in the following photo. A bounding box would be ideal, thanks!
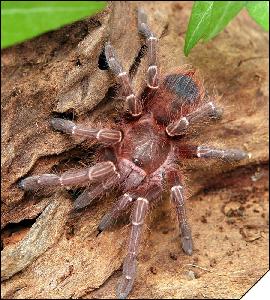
[1,1,268,299]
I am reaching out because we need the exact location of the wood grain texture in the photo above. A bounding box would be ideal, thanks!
[1,1,268,299]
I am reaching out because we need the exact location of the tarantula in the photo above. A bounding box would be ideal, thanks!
[19,8,248,299]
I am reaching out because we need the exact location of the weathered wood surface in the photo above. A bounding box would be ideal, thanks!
[1,1,268,299]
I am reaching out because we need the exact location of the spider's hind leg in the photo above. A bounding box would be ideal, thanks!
[166,101,222,137]
[176,144,248,161]
[138,8,159,89]
[104,43,142,117]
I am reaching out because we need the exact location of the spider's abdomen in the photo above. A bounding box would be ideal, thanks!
[164,74,199,103]
[146,65,205,126]
[118,117,170,174]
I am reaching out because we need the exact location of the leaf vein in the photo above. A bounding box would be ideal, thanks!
[185,2,214,52]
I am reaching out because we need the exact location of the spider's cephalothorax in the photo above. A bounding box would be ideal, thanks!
[20,8,248,299]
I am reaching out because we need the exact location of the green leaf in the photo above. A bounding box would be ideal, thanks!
[1,1,107,49]
[246,1,269,31]
[184,1,214,56]
[184,1,247,56]
[202,1,247,41]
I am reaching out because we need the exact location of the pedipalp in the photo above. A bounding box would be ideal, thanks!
[73,172,121,210]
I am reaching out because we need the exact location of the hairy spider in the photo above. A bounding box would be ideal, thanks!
[19,8,248,299]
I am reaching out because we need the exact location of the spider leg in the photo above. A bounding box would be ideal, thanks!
[98,193,134,231]
[166,101,222,136]
[104,43,142,117]
[138,8,159,89]
[165,167,193,255]
[97,158,147,232]
[176,144,248,161]
[51,118,122,145]
[19,161,118,191]
[116,178,163,299]
[73,172,121,210]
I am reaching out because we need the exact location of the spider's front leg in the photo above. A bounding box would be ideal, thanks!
[138,8,159,89]
[51,118,122,145]
[166,167,193,255]
[116,179,163,299]
[105,43,142,117]
[19,161,118,191]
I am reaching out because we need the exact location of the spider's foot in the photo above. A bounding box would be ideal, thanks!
[116,275,136,299]
[180,223,193,255]
[98,212,112,232]
[181,236,193,256]
[18,179,26,190]
[116,256,137,299]
[50,118,75,134]
[18,176,40,191]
